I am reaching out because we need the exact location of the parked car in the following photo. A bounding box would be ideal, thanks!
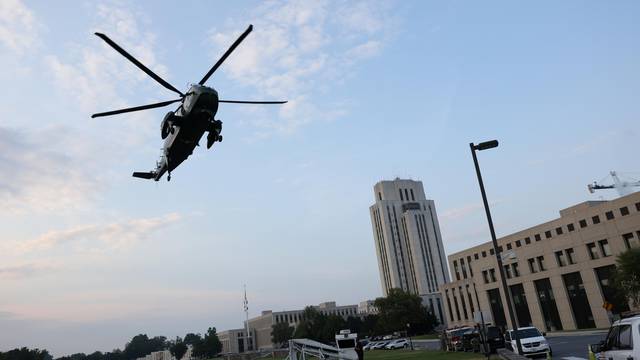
[363,342,377,351]
[445,327,473,351]
[590,312,640,359]
[505,327,551,357]
[461,329,481,352]
[385,339,409,350]
[484,326,505,353]
[371,341,390,350]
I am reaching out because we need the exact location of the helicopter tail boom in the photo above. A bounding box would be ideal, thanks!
[132,171,157,180]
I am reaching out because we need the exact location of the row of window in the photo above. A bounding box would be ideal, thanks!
[399,188,416,201]
[457,202,640,266]
[444,285,477,322]
[478,239,614,283]
[447,264,631,330]
[274,308,357,323]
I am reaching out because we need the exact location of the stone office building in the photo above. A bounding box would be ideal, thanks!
[369,179,450,325]
[440,191,640,331]
[246,301,360,350]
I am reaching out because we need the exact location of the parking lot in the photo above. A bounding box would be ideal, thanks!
[411,330,608,359]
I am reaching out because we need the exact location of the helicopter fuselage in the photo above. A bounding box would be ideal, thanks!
[151,85,221,181]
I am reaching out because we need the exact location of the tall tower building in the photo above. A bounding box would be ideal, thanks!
[369,178,450,324]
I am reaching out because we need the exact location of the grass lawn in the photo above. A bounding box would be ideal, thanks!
[365,349,484,360]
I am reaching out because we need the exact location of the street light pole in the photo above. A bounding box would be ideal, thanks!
[469,140,523,355]
[406,323,414,351]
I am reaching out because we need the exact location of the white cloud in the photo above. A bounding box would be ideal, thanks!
[0,262,57,280]
[0,125,105,214]
[0,0,39,54]
[17,213,182,253]
[207,0,396,136]
[46,2,170,119]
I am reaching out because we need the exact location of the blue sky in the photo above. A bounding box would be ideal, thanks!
[1,0,639,356]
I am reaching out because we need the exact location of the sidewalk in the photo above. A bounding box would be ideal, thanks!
[545,328,608,337]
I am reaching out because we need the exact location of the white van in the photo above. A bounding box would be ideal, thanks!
[505,327,551,357]
[591,314,640,359]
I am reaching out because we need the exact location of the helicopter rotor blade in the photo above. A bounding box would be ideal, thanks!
[94,32,184,97]
[91,98,182,118]
[198,24,253,85]
[219,100,288,104]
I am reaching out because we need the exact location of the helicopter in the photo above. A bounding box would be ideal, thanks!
[91,25,286,181]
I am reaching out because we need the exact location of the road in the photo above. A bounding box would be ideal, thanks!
[412,330,608,359]
[547,331,607,359]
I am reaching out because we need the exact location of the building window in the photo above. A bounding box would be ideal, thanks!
[636,202,640,212]
[482,270,489,284]
[512,262,520,277]
[579,219,587,228]
[404,189,409,201]
[587,243,599,260]
[515,240,522,247]
[535,234,542,241]
[505,265,513,279]
[598,239,611,257]
[528,258,537,273]
[566,248,576,264]
[605,211,614,220]
[474,253,479,260]
[555,251,566,267]
[482,251,487,258]
[489,268,497,282]
[467,256,474,276]
[620,206,630,216]
[556,227,563,235]
[490,248,495,255]
[378,192,382,200]
[525,237,531,245]
[399,189,403,201]
[567,223,575,232]
[592,215,601,224]
[537,256,546,271]
[460,258,468,279]
[507,243,512,250]
[545,231,552,239]
[410,189,415,201]
[623,233,637,249]
[498,246,503,253]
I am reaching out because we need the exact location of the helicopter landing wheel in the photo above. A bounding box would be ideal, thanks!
[218,135,223,142]
[167,173,171,182]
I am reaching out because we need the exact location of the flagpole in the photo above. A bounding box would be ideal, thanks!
[244,285,251,352]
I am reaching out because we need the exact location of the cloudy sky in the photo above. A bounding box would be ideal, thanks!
[1,0,639,356]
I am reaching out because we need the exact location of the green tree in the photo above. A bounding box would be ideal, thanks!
[360,315,379,337]
[271,322,294,348]
[613,248,640,306]
[183,333,201,346]
[319,315,346,343]
[374,288,437,335]
[193,327,221,358]
[293,307,323,340]
[123,334,167,360]
[169,338,188,360]
[0,348,52,360]
[344,317,363,335]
